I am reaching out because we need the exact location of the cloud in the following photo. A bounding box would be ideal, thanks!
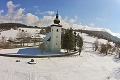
[24,13,39,25]
[75,16,78,20]
[1,1,120,38]
[96,18,107,21]
[33,6,39,8]
[45,11,54,15]
[0,10,4,15]
[70,19,75,23]
[69,16,78,23]
[38,16,54,27]
[6,1,20,14]
[35,9,54,15]
[90,23,95,27]
[40,11,54,15]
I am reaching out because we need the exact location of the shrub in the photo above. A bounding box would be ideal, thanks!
[100,44,107,54]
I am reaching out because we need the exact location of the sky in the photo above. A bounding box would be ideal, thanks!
[0,0,120,37]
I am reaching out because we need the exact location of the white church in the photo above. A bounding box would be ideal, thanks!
[43,11,62,53]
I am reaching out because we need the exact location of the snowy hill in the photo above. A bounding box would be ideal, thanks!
[73,25,120,38]
[79,30,120,42]
[0,28,45,41]
[0,32,119,80]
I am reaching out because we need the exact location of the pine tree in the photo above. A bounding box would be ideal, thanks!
[68,28,75,50]
[62,28,75,53]
[62,29,69,52]
[77,34,83,55]
[61,31,65,49]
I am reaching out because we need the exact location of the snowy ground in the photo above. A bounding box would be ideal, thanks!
[0,48,119,80]
[0,32,119,80]
[0,28,45,41]
[0,42,119,80]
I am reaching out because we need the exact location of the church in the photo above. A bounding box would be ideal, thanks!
[43,11,62,53]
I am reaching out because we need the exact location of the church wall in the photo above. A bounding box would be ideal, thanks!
[51,26,61,52]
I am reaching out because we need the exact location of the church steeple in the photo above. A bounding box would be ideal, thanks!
[56,10,58,19]
[54,11,60,24]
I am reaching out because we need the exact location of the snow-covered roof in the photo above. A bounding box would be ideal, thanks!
[44,32,51,41]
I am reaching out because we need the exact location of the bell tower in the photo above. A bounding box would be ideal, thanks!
[50,11,62,52]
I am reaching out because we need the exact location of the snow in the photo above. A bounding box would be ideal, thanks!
[73,26,120,38]
[0,28,18,40]
[0,28,45,41]
[44,32,51,41]
[0,48,119,80]
[0,47,63,55]
[0,30,119,80]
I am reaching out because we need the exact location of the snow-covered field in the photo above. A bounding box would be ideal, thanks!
[0,28,45,41]
[0,48,119,80]
[0,31,119,80]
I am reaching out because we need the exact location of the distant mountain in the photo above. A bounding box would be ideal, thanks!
[76,29,120,43]
[73,26,120,38]
[0,23,40,30]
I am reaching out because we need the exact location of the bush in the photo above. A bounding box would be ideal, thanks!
[100,44,107,54]
[93,39,99,51]
[100,43,112,55]
[39,43,46,53]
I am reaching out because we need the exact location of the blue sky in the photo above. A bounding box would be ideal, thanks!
[0,0,120,34]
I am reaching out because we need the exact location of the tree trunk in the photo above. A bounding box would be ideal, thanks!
[79,48,81,55]
[119,53,120,58]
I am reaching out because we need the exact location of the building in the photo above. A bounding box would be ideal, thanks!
[44,11,62,53]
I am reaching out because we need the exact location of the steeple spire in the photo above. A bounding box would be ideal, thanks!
[54,11,60,24]
[56,10,58,19]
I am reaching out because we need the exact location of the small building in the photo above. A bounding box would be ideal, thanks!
[44,11,62,53]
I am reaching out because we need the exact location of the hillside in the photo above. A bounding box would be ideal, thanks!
[0,23,120,48]
[0,23,41,30]
[76,29,120,43]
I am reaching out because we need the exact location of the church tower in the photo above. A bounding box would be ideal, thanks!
[50,11,62,52]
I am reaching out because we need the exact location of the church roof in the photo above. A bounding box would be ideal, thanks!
[51,11,62,27]
[44,32,51,41]
[54,11,60,24]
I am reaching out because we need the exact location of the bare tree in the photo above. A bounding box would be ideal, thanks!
[17,29,29,47]
[93,38,99,51]
[18,30,25,46]
[39,43,46,53]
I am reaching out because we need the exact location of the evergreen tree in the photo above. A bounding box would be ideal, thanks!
[61,31,65,49]
[68,28,75,50]
[62,29,69,52]
[62,28,75,53]
[77,34,83,55]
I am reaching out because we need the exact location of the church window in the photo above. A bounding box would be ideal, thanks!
[57,29,58,32]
